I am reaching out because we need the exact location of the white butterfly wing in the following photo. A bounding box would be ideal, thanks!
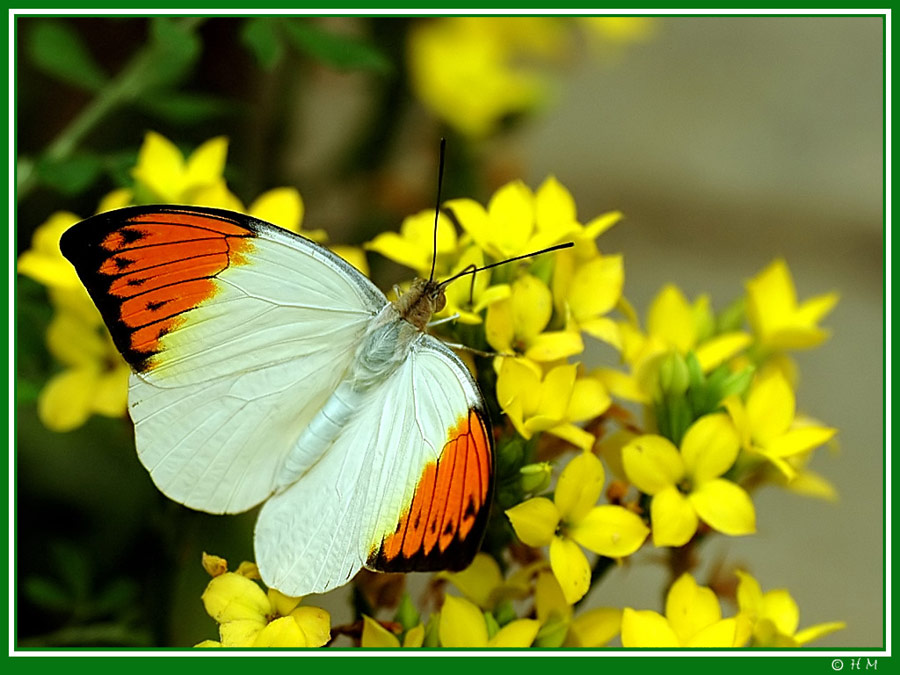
[255,336,493,596]
[61,206,385,514]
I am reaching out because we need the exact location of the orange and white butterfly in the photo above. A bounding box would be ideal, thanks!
[60,205,493,596]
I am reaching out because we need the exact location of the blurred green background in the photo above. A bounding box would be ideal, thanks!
[15,15,883,648]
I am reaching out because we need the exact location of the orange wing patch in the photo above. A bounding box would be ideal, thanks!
[60,207,254,371]
[372,408,492,572]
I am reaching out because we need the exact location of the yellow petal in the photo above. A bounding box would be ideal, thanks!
[439,595,488,648]
[746,259,796,336]
[330,245,370,277]
[620,608,680,648]
[566,376,611,423]
[444,198,493,257]
[361,615,401,648]
[535,570,572,623]
[689,478,756,536]
[566,607,622,647]
[511,274,552,341]
[622,435,685,495]
[524,330,584,362]
[796,291,839,326]
[188,180,244,211]
[185,136,228,187]
[695,331,752,372]
[402,624,426,647]
[441,553,503,610]
[761,589,800,636]
[252,616,308,648]
[505,497,560,547]
[685,618,743,648]
[579,317,623,350]
[485,298,516,353]
[665,573,721,643]
[680,413,740,483]
[647,285,696,353]
[765,426,837,458]
[794,621,846,645]
[569,505,649,557]
[290,606,331,647]
[650,486,699,547]
[132,131,185,201]
[96,188,133,213]
[194,639,222,648]
[249,187,305,234]
[488,619,541,647]
[735,570,764,616]
[534,175,576,233]
[567,254,624,322]
[555,452,605,523]
[594,368,649,404]
[549,536,591,605]
[92,366,129,417]
[746,370,795,444]
[487,180,535,258]
[535,363,577,422]
[546,423,596,452]
[582,210,623,240]
[46,311,106,366]
[218,619,264,647]
[201,572,270,623]
[38,368,99,432]
[266,589,301,617]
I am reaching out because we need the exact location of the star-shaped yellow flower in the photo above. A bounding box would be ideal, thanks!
[736,571,845,647]
[724,368,836,480]
[506,452,649,603]
[438,594,540,647]
[746,258,838,351]
[622,413,756,546]
[360,616,425,648]
[364,209,458,278]
[496,359,610,451]
[621,573,751,647]
[533,569,622,648]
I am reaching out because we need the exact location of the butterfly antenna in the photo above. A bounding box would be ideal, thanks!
[429,138,447,283]
[439,241,574,288]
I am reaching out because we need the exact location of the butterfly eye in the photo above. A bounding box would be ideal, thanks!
[433,290,447,313]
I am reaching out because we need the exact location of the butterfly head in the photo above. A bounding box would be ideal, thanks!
[396,278,446,331]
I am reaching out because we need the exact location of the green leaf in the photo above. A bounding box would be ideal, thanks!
[36,153,102,195]
[717,366,755,402]
[240,16,286,69]
[493,599,517,627]
[136,91,232,123]
[90,578,138,618]
[393,593,420,632]
[27,20,108,91]
[24,576,72,612]
[281,19,391,74]
[141,17,201,90]
[534,617,568,648]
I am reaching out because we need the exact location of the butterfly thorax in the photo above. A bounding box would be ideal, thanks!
[394,278,447,331]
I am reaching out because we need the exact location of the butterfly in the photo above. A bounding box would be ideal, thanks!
[60,204,494,596]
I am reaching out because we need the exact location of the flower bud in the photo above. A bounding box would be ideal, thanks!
[657,351,690,396]
[520,462,552,494]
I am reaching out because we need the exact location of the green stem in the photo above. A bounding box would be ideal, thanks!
[17,16,205,202]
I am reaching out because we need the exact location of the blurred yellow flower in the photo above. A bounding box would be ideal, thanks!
[622,413,756,546]
[533,569,621,648]
[724,368,836,480]
[446,178,581,262]
[407,17,562,138]
[580,17,657,44]
[506,452,649,603]
[360,616,425,648]
[16,211,84,290]
[746,258,838,351]
[439,553,535,611]
[621,573,751,648]
[736,571,845,647]
[496,359,610,451]
[197,572,330,648]
[365,209,458,278]
[438,594,540,647]
[486,274,583,362]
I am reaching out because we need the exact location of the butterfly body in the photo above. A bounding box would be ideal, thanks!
[61,205,493,596]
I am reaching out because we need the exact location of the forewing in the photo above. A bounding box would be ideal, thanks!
[254,335,493,596]
[61,205,385,513]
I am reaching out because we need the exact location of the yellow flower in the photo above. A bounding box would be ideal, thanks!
[438,594,540,647]
[16,211,84,290]
[621,573,751,648]
[360,616,425,648]
[552,248,624,347]
[597,285,751,403]
[37,288,130,432]
[198,572,330,648]
[746,259,838,351]
[506,452,649,603]
[407,17,563,138]
[496,359,610,451]
[533,570,622,648]
[486,274,583,362]
[622,413,756,546]
[364,209,458,277]
[724,368,837,480]
[736,571,845,647]
[446,178,581,262]
[579,17,657,44]
[439,553,535,611]
[437,245,510,325]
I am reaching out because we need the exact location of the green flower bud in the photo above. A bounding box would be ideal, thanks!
[519,462,552,494]
[658,351,690,396]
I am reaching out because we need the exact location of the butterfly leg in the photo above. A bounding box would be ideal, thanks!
[427,313,460,329]
[441,342,514,358]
